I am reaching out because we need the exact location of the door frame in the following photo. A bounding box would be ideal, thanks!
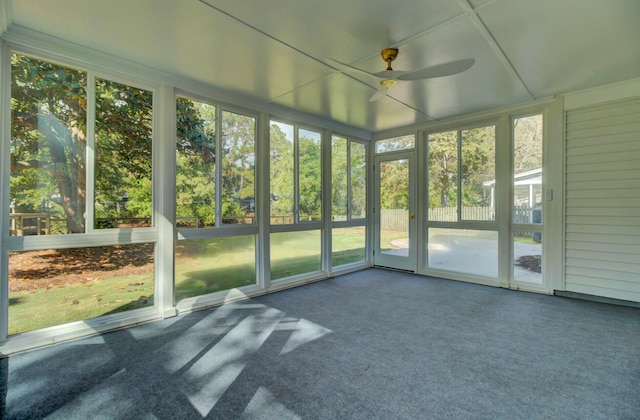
[373,151,417,271]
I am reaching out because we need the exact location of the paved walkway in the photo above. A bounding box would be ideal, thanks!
[385,236,542,283]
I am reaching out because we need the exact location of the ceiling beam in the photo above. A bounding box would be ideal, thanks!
[457,0,535,100]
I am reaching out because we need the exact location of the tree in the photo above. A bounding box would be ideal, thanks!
[11,54,88,233]
[269,123,294,220]
[176,98,216,227]
[298,135,322,219]
[220,111,255,222]
[427,127,494,209]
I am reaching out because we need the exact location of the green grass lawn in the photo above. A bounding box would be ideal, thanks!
[9,229,368,335]
[9,273,154,335]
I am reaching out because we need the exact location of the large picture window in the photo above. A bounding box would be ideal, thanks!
[175,97,258,300]
[7,52,158,337]
[426,124,497,278]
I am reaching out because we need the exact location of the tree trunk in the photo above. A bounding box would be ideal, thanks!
[40,112,86,233]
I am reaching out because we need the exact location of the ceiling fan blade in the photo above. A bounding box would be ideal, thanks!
[369,86,390,102]
[324,57,375,78]
[371,69,409,80]
[396,58,475,81]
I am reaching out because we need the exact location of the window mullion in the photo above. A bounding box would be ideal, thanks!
[457,130,462,222]
[346,140,352,221]
[85,72,96,233]
[294,126,300,224]
[215,107,223,228]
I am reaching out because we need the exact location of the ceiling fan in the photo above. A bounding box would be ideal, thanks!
[325,48,475,102]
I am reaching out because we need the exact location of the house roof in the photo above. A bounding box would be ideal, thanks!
[483,168,542,187]
[3,0,640,135]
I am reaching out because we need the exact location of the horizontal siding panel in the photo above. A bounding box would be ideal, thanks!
[566,257,639,274]
[566,121,640,141]
[566,170,640,183]
[566,207,640,217]
[566,232,639,245]
[565,266,639,283]
[567,151,638,166]
[566,215,640,226]
[564,139,640,156]
[566,160,639,174]
[565,223,640,236]
[566,249,640,264]
[566,131,638,149]
[564,281,640,302]
[566,99,640,123]
[566,179,639,191]
[566,274,640,293]
[566,206,640,217]
[566,240,640,255]
[566,188,638,199]
[566,197,640,208]
[567,112,640,131]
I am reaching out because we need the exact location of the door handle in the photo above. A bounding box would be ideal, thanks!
[409,214,415,220]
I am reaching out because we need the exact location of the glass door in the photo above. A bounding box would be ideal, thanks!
[373,152,416,271]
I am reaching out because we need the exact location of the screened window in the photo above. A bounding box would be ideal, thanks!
[375,134,415,153]
[175,236,256,300]
[221,111,256,225]
[427,125,496,222]
[10,53,88,235]
[270,121,322,224]
[94,79,153,229]
[175,97,216,228]
[8,243,154,335]
[331,136,367,221]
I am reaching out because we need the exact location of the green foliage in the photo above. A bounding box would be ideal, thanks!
[298,135,322,219]
[331,136,348,217]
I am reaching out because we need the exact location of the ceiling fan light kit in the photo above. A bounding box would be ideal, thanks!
[327,48,475,102]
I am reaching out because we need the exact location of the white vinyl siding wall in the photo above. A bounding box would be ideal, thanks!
[565,97,640,302]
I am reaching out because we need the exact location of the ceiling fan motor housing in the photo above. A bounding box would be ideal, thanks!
[381,48,399,70]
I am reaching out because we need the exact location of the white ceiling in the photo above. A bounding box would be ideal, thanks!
[5,0,640,134]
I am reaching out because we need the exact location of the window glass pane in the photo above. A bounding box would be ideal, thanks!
[175,236,256,301]
[8,243,154,335]
[270,121,294,224]
[428,228,498,277]
[380,159,409,257]
[10,53,87,235]
[375,135,415,153]
[271,230,321,280]
[332,226,366,267]
[350,142,367,219]
[513,114,543,224]
[95,78,153,228]
[331,136,348,220]
[221,111,256,224]
[461,125,495,221]
[298,128,322,221]
[428,130,458,222]
[176,97,216,228]
[514,232,542,284]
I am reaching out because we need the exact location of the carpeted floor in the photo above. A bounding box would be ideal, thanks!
[2,268,639,419]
